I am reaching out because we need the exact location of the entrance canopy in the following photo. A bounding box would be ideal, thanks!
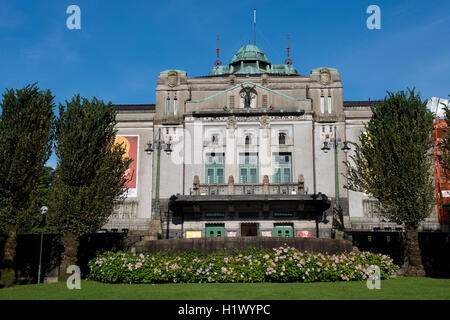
[169,193,330,220]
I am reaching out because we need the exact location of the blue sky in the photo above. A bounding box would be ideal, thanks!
[1,0,449,167]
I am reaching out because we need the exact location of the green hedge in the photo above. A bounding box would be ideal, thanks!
[88,247,399,284]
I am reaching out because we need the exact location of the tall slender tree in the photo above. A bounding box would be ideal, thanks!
[49,95,131,280]
[0,84,55,286]
[344,89,435,276]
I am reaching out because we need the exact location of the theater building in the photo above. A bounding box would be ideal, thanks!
[103,44,441,238]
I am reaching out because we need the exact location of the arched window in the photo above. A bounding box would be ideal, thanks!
[279,132,286,145]
[245,135,251,145]
[212,134,218,145]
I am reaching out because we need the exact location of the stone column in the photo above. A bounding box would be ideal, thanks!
[263,175,270,194]
[259,115,271,181]
[228,175,235,195]
[226,116,237,181]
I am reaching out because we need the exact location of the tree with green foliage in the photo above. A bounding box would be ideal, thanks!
[437,96,450,177]
[49,95,131,281]
[344,89,435,277]
[0,84,55,286]
[27,166,59,234]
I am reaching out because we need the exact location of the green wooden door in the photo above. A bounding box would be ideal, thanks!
[273,224,294,237]
[205,225,225,238]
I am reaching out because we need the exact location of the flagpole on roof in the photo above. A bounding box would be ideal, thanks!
[254,9,256,45]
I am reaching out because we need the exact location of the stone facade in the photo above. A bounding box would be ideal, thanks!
[102,44,441,237]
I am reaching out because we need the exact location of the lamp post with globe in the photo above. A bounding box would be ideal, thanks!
[145,128,173,222]
[321,125,351,239]
[37,206,48,284]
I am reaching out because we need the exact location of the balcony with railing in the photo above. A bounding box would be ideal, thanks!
[192,174,305,196]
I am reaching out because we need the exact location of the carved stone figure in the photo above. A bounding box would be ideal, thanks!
[240,84,256,108]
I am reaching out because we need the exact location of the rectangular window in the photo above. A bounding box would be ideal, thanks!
[205,212,225,218]
[274,212,294,218]
[216,168,224,184]
[250,168,257,183]
[229,95,235,108]
[207,168,214,184]
[283,168,291,183]
[328,96,332,114]
[273,153,292,183]
[262,95,268,108]
[205,153,225,184]
[240,168,248,183]
[239,153,258,183]
[174,99,178,115]
[320,96,325,113]
[166,99,170,115]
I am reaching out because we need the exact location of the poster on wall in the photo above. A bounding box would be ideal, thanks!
[186,231,202,238]
[297,230,313,238]
[115,135,139,198]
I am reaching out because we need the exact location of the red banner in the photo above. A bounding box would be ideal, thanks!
[115,135,138,197]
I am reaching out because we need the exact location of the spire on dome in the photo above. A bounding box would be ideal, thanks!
[285,33,292,65]
[214,34,222,66]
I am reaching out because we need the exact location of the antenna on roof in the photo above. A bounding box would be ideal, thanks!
[253,9,256,45]
[285,32,292,65]
[214,34,222,66]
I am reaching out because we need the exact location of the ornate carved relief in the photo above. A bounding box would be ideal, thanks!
[319,68,331,86]
[112,201,138,220]
[259,114,270,129]
[229,74,236,85]
[167,70,178,88]
[262,73,269,86]
[226,115,237,130]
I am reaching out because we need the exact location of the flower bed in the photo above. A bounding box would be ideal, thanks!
[88,247,398,284]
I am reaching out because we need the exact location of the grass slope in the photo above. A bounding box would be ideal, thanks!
[0,277,449,300]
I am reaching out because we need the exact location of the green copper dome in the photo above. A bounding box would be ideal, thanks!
[228,45,271,74]
[229,45,270,65]
[208,44,298,76]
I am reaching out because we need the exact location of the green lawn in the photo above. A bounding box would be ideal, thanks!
[0,277,449,300]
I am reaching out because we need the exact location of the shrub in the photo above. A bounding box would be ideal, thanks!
[87,247,398,284]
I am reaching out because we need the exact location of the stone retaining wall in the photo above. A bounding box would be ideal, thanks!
[134,237,354,255]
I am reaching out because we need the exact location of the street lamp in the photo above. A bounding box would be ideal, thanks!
[37,205,48,284]
[320,125,351,239]
[145,127,172,218]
